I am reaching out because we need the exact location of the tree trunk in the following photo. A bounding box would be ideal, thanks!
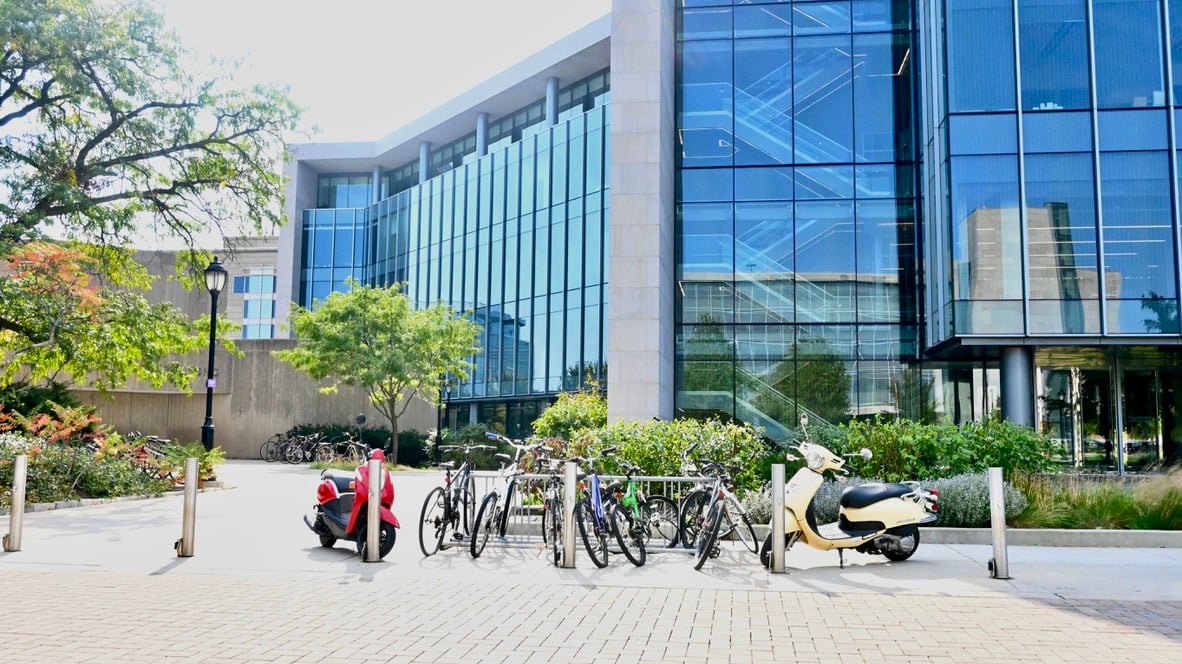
[386,398,400,465]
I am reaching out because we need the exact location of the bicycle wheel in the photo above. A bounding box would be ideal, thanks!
[642,495,681,548]
[730,503,760,555]
[575,499,609,568]
[470,493,498,558]
[694,498,724,571]
[259,436,280,462]
[460,475,476,535]
[497,478,515,537]
[543,497,561,566]
[343,442,366,465]
[313,443,335,463]
[608,502,646,567]
[418,486,447,557]
[282,441,303,464]
[679,490,710,549]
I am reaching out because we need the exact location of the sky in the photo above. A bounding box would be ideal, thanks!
[160,0,612,143]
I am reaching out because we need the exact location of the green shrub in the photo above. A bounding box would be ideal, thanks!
[1,435,171,508]
[584,417,768,492]
[842,416,1056,482]
[532,390,606,441]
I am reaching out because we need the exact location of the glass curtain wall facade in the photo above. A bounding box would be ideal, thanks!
[297,75,610,437]
[675,0,921,436]
[922,0,1182,468]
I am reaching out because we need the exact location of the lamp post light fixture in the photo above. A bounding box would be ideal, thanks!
[201,257,229,451]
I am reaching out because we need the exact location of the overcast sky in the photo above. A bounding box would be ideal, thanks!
[161,0,612,143]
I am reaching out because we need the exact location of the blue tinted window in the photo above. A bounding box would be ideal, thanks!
[1023,112,1092,153]
[794,35,852,163]
[950,155,1022,300]
[947,0,1015,112]
[1019,0,1090,111]
[735,38,793,165]
[1097,110,1167,152]
[735,5,791,38]
[795,166,854,199]
[1023,153,1099,307]
[232,275,247,294]
[793,2,850,35]
[735,167,793,200]
[853,32,912,163]
[678,40,735,167]
[1099,151,1175,301]
[243,300,275,319]
[949,115,1017,155]
[1093,0,1165,109]
[680,6,732,40]
[680,168,734,202]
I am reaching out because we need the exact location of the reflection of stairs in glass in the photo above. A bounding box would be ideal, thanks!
[679,371,834,443]
[732,237,842,323]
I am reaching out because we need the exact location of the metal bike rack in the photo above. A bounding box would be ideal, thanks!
[3,454,27,552]
[364,458,381,562]
[562,460,577,568]
[770,463,786,573]
[988,466,1011,579]
[177,457,198,557]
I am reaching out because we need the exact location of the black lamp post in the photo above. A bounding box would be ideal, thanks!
[201,257,228,451]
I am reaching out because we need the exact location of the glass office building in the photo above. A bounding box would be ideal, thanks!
[280,1,1182,468]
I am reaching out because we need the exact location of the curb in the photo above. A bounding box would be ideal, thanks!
[746,524,1182,548]
[0,483,231,516]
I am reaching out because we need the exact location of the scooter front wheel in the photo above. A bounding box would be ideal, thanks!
[356,520,397,559]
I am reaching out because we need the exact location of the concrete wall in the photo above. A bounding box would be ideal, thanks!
[74,340,436,460]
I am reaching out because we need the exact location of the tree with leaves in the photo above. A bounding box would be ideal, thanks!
[0,0,301,392]
[0,241,221,389]
[273,281,482,465]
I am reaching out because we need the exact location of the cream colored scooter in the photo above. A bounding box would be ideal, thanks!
[760,415,939,569]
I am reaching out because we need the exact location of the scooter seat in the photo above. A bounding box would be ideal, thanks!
[840,482,912,509]
[320,469,356,494]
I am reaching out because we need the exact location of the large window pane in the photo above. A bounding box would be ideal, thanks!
[950,155,1023,321]
[853,33,912,163]
[679,41,735,167]
[1022,111,1092,153]
[1099,152,1176,306]
[856,199,914,323]
[947,0,1016,112]
[1093,0,1165,109]
[736,202,794,323]
[678,203,735,323]
[794,35,853,164]
[796,201,856,322]
[1019,0,1090,111]
[1024,154,1099,333]
[735,38,794,165]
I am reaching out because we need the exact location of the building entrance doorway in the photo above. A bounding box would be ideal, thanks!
[1038,349,1181,472]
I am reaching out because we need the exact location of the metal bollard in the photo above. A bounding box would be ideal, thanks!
[561,460,577,568]
[177,457,198,557]
[3,454,27,552]
[988,466,1011,579]
[364,458,381,562]
[770,463,786,573]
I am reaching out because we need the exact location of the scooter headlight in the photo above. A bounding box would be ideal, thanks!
[805,450,825,470]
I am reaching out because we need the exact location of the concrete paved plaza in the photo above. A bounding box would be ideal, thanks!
[2,460,1180,663]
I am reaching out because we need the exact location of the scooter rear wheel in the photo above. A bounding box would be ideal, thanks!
[881,525,920,561]
[319,534,336,548]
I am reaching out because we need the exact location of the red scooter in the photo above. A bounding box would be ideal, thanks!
[304,449,399,559]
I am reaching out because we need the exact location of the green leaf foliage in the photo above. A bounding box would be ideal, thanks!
[842,416,1057,482]
[531,390,607,441]
[272,280,481,465]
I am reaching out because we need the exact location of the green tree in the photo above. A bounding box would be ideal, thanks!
[0,0,300,396]
[0,242,221,391]
[273,281,482,465]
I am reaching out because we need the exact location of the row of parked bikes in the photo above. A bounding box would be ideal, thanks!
[416,433,761,570]
[260,430,368,465]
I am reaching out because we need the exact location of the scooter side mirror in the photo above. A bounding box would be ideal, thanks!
[860,448,873,461]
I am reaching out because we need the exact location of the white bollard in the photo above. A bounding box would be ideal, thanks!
[562,460,577,568]
[3,454,27,552]
[177,457,198,557]
[770,463,786,573]
[988,466,1011,579]
[365,458,381,562]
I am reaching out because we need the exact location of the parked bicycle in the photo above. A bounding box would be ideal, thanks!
[683,457,760,570]
[418,443,494,556]
[573,449,645,568]
[610,460,679,553]
[470,433,549,558]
